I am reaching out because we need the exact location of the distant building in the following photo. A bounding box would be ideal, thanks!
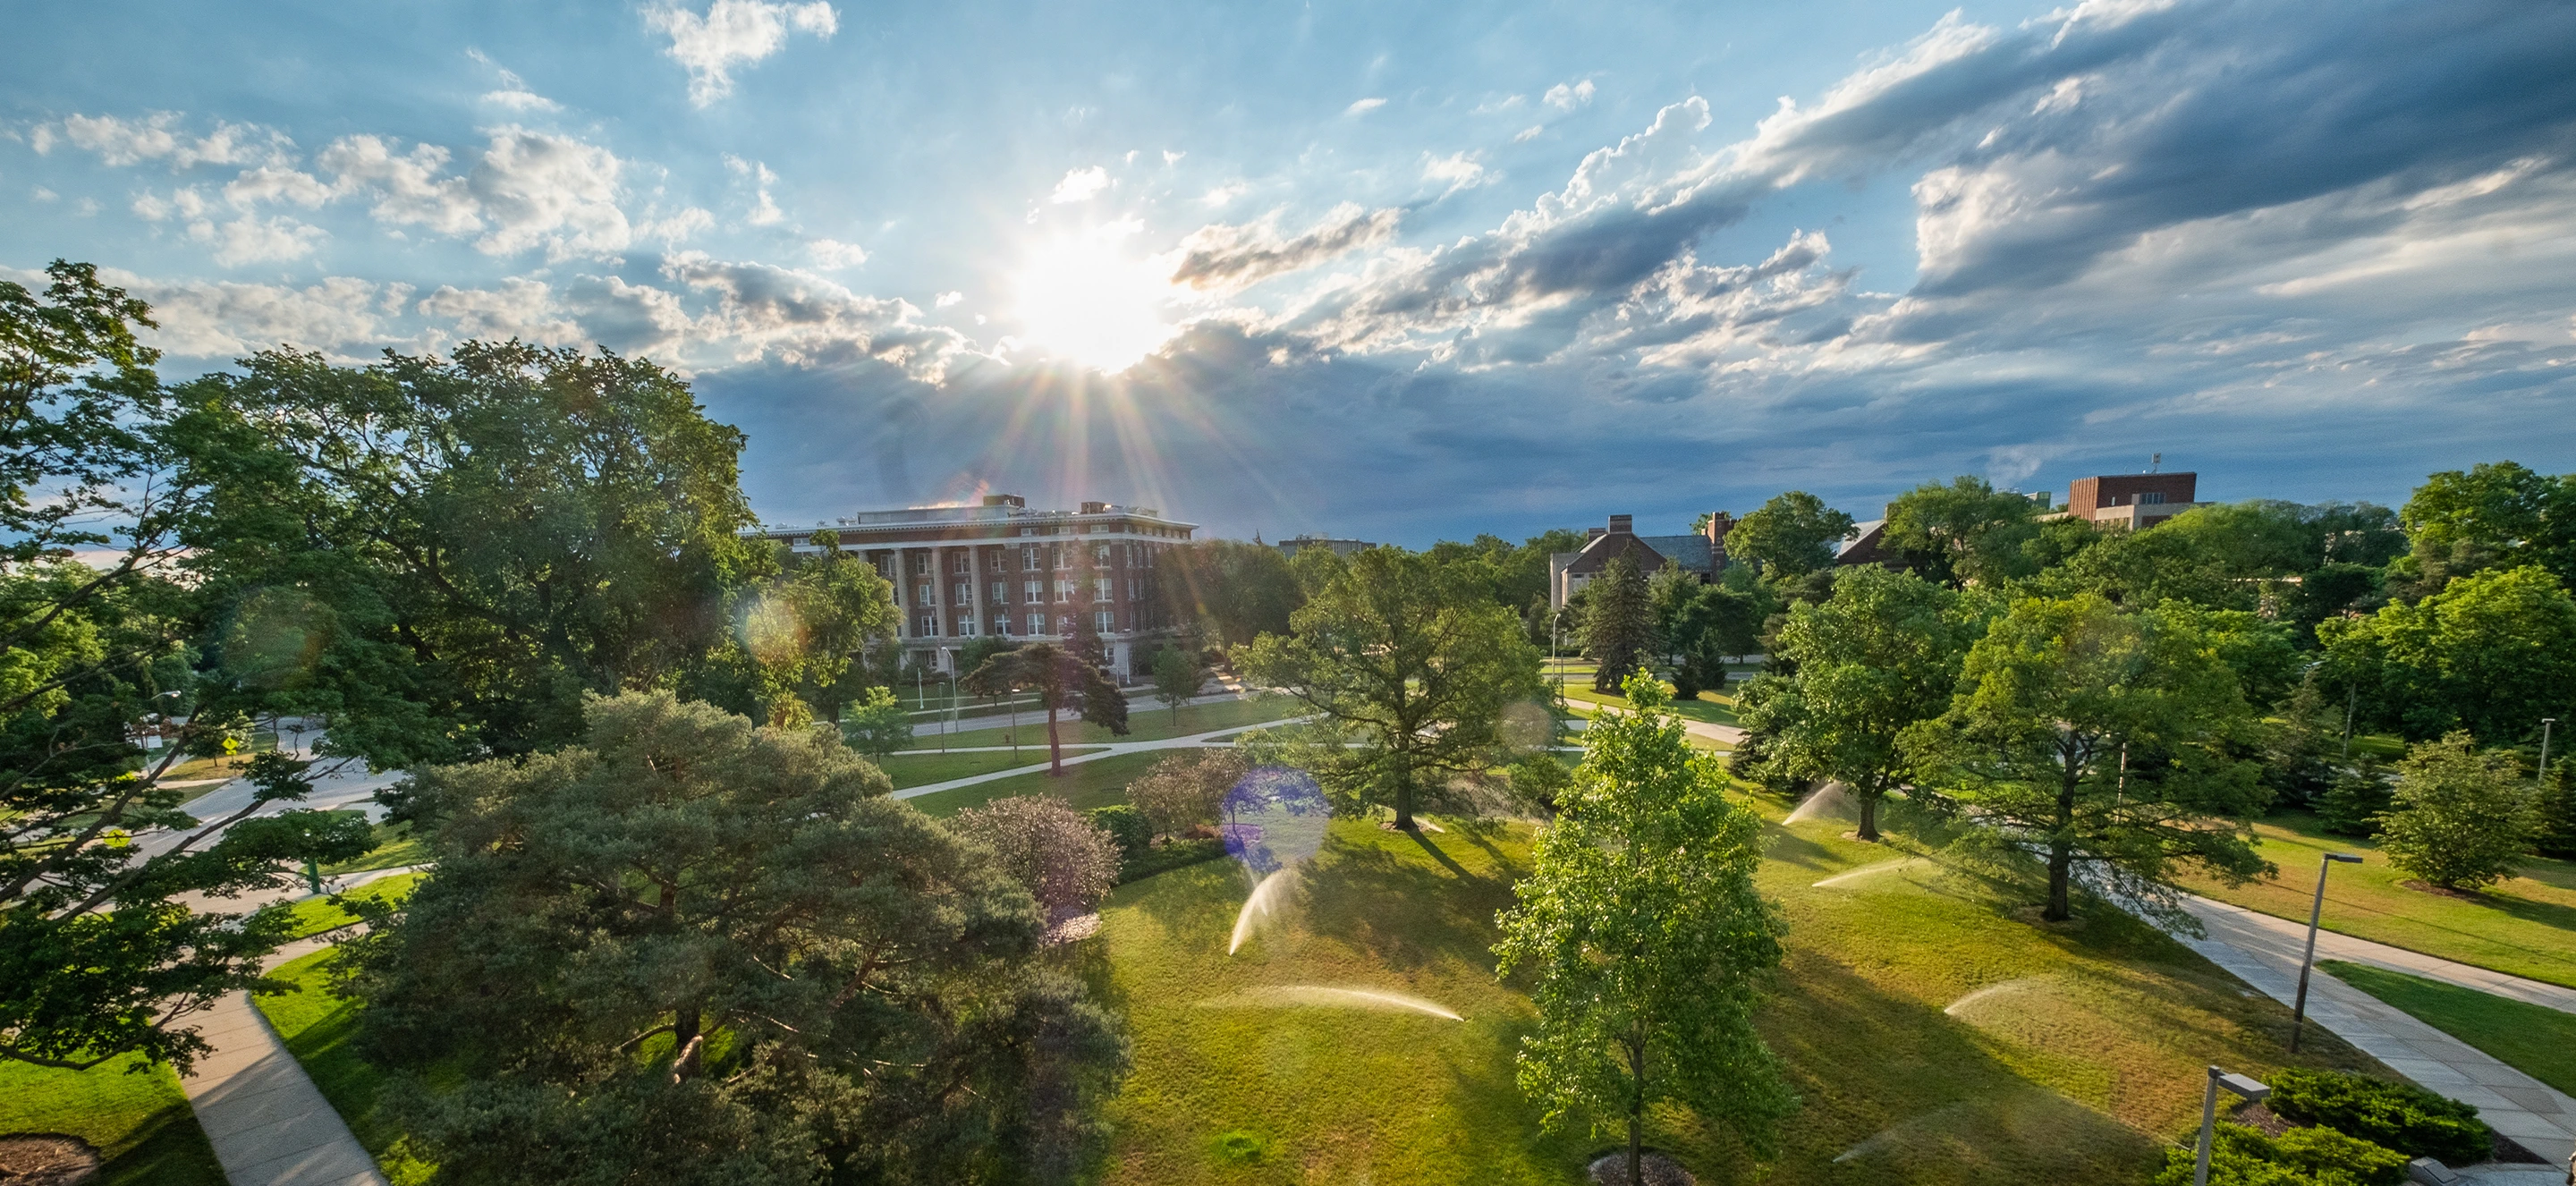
[746,494,1194,678]
[1274,534,1375,559]
[2052,471,2203,529]
[1835,520,1893,566]
[1548,513,1730,609]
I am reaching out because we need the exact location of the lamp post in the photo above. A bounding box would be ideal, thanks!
[2290,851,2365,1053]
[2194,1066,2272,1186]
[2541,717,2557,787]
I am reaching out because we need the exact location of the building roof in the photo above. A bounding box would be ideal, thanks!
[1835,519,1890,566]
[1638,533,1716,573]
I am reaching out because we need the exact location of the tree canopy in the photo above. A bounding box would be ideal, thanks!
[2319,564,2576,743]
[1580,555,1657,692]
[1727,490,1855,579]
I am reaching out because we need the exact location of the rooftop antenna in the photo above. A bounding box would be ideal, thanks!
[2150,452,2162,473]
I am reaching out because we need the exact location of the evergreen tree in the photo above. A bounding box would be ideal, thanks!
[964,642,1129,775]
[1580,555,1657,693]
[1496,673,1794,1184]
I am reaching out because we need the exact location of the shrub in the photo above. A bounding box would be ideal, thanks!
[2267,1069,2491,1165]
[1086,804,1152,865]
[1127,749,1250,838]
[2156,1123,2410,1186]
[948,796,1121,919]
[2315,762,2390,837]
[2376,732,2539,890]
[2270,1125,2410,1186]
[2155,1124,2316,1186]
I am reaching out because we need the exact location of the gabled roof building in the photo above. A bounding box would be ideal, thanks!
[1548,513,1733,609]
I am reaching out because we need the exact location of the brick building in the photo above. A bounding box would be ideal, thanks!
[2059,471,2202,529]
[748,495,1194,679]
[1548,513,1731,609]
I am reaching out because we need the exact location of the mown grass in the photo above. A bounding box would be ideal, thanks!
[903,750,1170,818]
[2320,960,2576,1095]
[936,696,1295,750]
[322,817,431,876]
[1083,799,2382,1185]
[281,872,427,940]
[870,747,1106,789]
[254,948,433,1184]
[2176,809,2576,988]
[0,1055,223,1185]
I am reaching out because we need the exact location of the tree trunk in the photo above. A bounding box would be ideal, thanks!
[2045,764,2078,921]
[1856,782,1881,843]
[1627,1038,1647,1186]
[1046,700,1063,775]
[1391,752,1414,830]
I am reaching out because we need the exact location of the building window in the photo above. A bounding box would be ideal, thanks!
[1094,577,1113,601]
[1054,579,1075,602]
[1056,614,1075,634]
[2138,492,2166,504]
[1023,580,1043,601]
[916,584,935,606]
[957,616,976,636]
[1027,612,1046,636]
[954,581,971,604]
[1095,609,1114,634]
[1053,546,1070,571]
[990,581,1007,603]
[1092,545,1110,564]
[910,554,929,576]
[917,614,937,637]
[951,553,970,573]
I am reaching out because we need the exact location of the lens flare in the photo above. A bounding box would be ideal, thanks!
[1010,227,1177,372]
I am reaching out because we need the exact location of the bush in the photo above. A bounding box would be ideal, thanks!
[1087,804,1152,865]
[1116,837,1227,885]
[2377,732,2540,890]
[947,796,1122,919]
[2155,1123,2410,1186]
[2316,762,2390,837]
[2267,1069,2491,1165]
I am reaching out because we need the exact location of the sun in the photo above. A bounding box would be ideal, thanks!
[1010,229,1178,373]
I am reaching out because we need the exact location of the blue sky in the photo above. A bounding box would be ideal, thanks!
[7,0,2574,545]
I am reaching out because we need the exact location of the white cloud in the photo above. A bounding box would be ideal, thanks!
[465,126,631,260]
[1514,125,1544,143]
[1543,79,1597,110]
[188,214,327,267]
[645,0,838,106]
[638,205,716,244]
[223,165,330,209]
[663,252,970,376]
[727,155,784,224]
[1169,202,1404,291]
[1049,165,1109,203]
[934,290,963,307]
[1200,182,1248,208]
[73,198,99,217]
[122,274,393,359]
[808,238,869,268]
[317,136,482,235]
[54,112,291,169]
[1343,97,1387,115]
[417,277,582,345]
[1421,151,1490,196]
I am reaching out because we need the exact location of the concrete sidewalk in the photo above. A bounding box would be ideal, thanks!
[2189,894,2576,1015]
[2173,894,2576,1165]
[890,713,1309,801]
[177,934,385,1186]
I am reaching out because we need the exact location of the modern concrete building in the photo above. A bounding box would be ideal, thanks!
[2055,471,2203,529]
[748,495,1194,678]
[1548,513,1730,609]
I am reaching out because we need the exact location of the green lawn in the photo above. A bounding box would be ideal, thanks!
[1086,803,2381,1185]
[2320,961,2576,1096]
[934,696,1296,750]
[870,747,1106,790]
[904,750,1171,818]
[254,948,432,1184]
[2177,809,2576,988]
[0,1055,224,1185]
[322,817,431,876]
[282,872,428,940]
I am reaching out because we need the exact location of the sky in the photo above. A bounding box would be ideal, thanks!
[6,0,2575,546]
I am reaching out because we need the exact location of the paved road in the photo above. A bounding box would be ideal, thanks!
[890,712,1309,801]
[2170,894,2576,1166]
[903,685,1251,740]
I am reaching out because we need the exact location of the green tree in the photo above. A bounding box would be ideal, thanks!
[1665,583,1763,699]
[1156,539,1304,646]
[2042,502,2315,611]
[1235,546,1541,829]
[2375,732,2538,891]
[1580,555,1657,692]
[1902,594,2272,921]
[963,641,1129,775]
[168,342,767,764]
[2318,565,2576,742]
[1149,645,1202,724]
[1727,491,1855,580]
[2392,461,2576,596]
[840,684,914,759]
[2535,756,2575,860]
[948,796,1123,921]
[1882,475,2044,588]
[1495,673,1793,1184]
[1,264,376,1072]
[1741,566,1985,841]
[350,691,1125,1184]
[740,529,898,727]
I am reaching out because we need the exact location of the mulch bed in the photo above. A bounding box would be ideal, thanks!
[0,1135,102,1186]
[1586,1150,1694,1186]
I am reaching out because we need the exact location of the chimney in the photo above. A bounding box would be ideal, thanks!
[1080,501,1109,514]
[1705,511,1734,552]
[1587,527,1606,541]
[1607,514,1633,534]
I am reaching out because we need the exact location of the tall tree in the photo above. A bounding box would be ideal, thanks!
[1,264,375,1072]
[1882,475,2044,588]
[1155,539,1303,646]
[739,529,898,727]
[2374,733,2538,891]
[1149,645,1202,724]
[350,691,1125,1184]
[2393,462,2576,597]
[1235,546,1541,829]
[1727,491,1855,580]
[167,342,766,765]
[2318,564,2576,743]
[1740,566,1986,841]
[963,642,1129,775]
[1496,673,1794,1185]
[1902,593,2271,922]
[839,685,915,759]
[1665,583,1764,699]
[1580,555,1657,693]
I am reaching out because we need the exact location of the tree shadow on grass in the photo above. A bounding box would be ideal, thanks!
[1301,839,1518,976]
[1404,826,1472,878]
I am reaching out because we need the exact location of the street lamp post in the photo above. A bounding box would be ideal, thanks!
[2290,851,2365,1053]
[2194,1066,2273,1186]
[2540,717,2557,787]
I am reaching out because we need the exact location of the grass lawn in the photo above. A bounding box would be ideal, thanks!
[870,747,1106,790]
[282,872,427,940]
[254,948,432,1184]
[0,1055,224,1185]
[322,817,431,876]
[1085,800,2381,1185]
[904,750,1170,818]
[2320,960,2576,1096]
[936,696,1297,750]
[2175,809,2576,988]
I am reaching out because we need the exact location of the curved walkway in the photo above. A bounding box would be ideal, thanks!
[890,712,1308,801]
[2170,894,2576,1165]
[177,932,384,1186]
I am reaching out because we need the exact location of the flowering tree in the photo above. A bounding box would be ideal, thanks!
[950,795,1122,919]
[1126,749,1250,839]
